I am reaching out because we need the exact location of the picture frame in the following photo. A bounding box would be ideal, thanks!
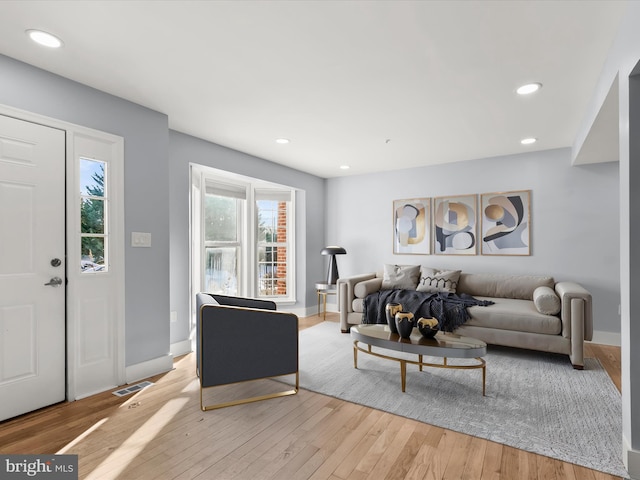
[480,190,531,255]
[433,194,477,255]
[393,198,431,255]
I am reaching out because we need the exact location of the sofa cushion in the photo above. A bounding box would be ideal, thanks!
[353,298,364,313]
[457,273,554,300]
[416,268,461,293]
[533,286,561,315]
[354,278,383,298]
[465,297,561,335]
[381,264,420,290]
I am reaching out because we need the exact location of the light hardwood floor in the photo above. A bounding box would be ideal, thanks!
[0,313,623,480]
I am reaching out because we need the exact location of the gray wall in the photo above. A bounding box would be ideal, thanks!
[326,147,620,336]
[0,54,170,367]
[168,130,326,346]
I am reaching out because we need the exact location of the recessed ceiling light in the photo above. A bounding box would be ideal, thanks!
[340,165,350,170]
[516,83,542,95]
[26,29,63,48]
[275,138,290,144]
[521,137,537,145]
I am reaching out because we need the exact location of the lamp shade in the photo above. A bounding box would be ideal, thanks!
[321,246,346,256]
[321,246,346,285]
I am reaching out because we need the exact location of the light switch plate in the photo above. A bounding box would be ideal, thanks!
[131,232,151,247]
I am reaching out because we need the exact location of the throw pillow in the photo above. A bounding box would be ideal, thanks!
[533,286,561,315]
[416,268,461,293]
[381,264,420,290]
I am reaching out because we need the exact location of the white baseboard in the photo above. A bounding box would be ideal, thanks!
[170,339,193,358]
[589,330,621,347]
[126,354,173,384]
[286,306,314,318]
[624,434,639,479]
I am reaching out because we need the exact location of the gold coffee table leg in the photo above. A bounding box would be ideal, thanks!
[353,345,358,369]
[482,361,486,396]
[400,360,407,392]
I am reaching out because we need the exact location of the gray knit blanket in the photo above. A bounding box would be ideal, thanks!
[362,290,494,332]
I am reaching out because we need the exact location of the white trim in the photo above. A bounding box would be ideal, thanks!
[75,385,120,401]
[623,434,639,479]
[125,354,174,384]
[286,306,314,318]
[589,330,622,346]
[0,103,126,402]
[170,339,193,358]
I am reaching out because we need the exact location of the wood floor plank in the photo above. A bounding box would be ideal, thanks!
[479,440,503,480]
[0,316,624,480]
[383,425,430,480]
[441,430,473,479]
[350,414,410,477]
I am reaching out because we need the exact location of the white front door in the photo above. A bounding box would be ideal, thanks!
[0,114,66,421]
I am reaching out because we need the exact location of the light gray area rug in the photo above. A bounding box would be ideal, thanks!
[295,322,627,478]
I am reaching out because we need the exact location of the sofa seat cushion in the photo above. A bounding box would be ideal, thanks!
[465,297,561,335]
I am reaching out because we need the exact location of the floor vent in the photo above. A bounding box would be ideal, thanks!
[112,381,154,397]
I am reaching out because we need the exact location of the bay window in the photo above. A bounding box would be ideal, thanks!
[192,166,295,305]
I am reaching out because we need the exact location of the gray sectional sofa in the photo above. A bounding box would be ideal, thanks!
[337,267,593,369]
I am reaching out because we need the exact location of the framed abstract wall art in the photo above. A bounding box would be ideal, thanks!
[393,198,430,254]
[480,190,531,255]
[433,194,477,255]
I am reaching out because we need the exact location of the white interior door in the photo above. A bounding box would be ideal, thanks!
[0,114,66,421]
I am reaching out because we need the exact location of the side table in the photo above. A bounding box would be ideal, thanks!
[315,282,337,320]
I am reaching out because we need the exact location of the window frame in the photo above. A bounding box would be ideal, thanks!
[79,157,109,274]
[255,192,293,300]
[202,190,245,296]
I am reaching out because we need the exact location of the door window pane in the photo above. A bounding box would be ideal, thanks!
[81,198,104,234]
[81,237,106,272]
[80,159,105,197]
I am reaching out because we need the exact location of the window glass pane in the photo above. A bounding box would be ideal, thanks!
[81,237,106,272]
[205,246,238,295]
[257,246,287,296]
[257,200,277,243]
[205,195,238,242]
[80,159,105,197]
[81,198,104,234]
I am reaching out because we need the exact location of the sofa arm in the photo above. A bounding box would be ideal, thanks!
[337,273,377,332]
[555,282,592,369]
[555,282,593,341]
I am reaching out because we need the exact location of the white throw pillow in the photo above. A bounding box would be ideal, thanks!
[533,286,561,315]
[416,268,461,294]
[381,264,420,290]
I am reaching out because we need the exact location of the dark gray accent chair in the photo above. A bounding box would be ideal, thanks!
[196,293,299,410]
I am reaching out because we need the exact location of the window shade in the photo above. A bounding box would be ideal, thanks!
[254,189,291,202]
[205,180,247,199]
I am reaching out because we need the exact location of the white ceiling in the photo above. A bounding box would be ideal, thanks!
[0,0,627,178]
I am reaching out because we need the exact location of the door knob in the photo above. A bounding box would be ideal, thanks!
[44,277,63,287]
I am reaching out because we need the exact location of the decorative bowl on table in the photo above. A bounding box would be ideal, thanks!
[417,317,439,338]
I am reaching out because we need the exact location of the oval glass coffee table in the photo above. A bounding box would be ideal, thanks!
[351,324,487,395]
